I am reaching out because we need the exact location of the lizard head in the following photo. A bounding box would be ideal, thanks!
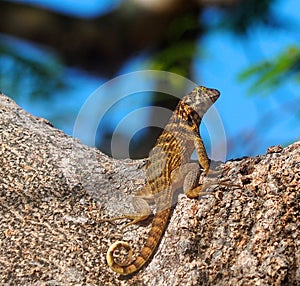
[184,86,220,117]
[175,86,220,132]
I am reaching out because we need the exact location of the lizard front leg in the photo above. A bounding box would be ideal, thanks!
[194,136,225,178]
[195,136,210,175]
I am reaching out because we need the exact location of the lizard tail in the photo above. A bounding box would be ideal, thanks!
[106,208,170,275]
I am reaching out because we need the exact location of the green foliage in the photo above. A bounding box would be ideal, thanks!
[238,46,300,94]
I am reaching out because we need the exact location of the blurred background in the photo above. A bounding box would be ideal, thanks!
[1,0,300,160]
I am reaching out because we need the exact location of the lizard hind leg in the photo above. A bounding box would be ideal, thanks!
[184,171,240,199]
[122,184,155,228]
[180,162,240,199]
[121,196,152,230]
[102,195,153,230]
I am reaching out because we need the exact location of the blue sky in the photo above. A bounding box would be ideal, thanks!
[6,0,300,160]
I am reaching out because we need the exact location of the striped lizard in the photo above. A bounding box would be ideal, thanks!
[106,86,221,275]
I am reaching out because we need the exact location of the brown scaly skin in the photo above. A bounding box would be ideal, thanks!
[106,86,220,275]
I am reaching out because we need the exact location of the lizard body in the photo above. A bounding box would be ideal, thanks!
[106,86,220,275]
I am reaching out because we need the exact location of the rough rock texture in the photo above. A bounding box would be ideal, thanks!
[0,93,299,285]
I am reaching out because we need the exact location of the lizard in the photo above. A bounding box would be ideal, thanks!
[106,86,221,275]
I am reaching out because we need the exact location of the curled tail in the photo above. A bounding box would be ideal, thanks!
[106,208,170,275]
